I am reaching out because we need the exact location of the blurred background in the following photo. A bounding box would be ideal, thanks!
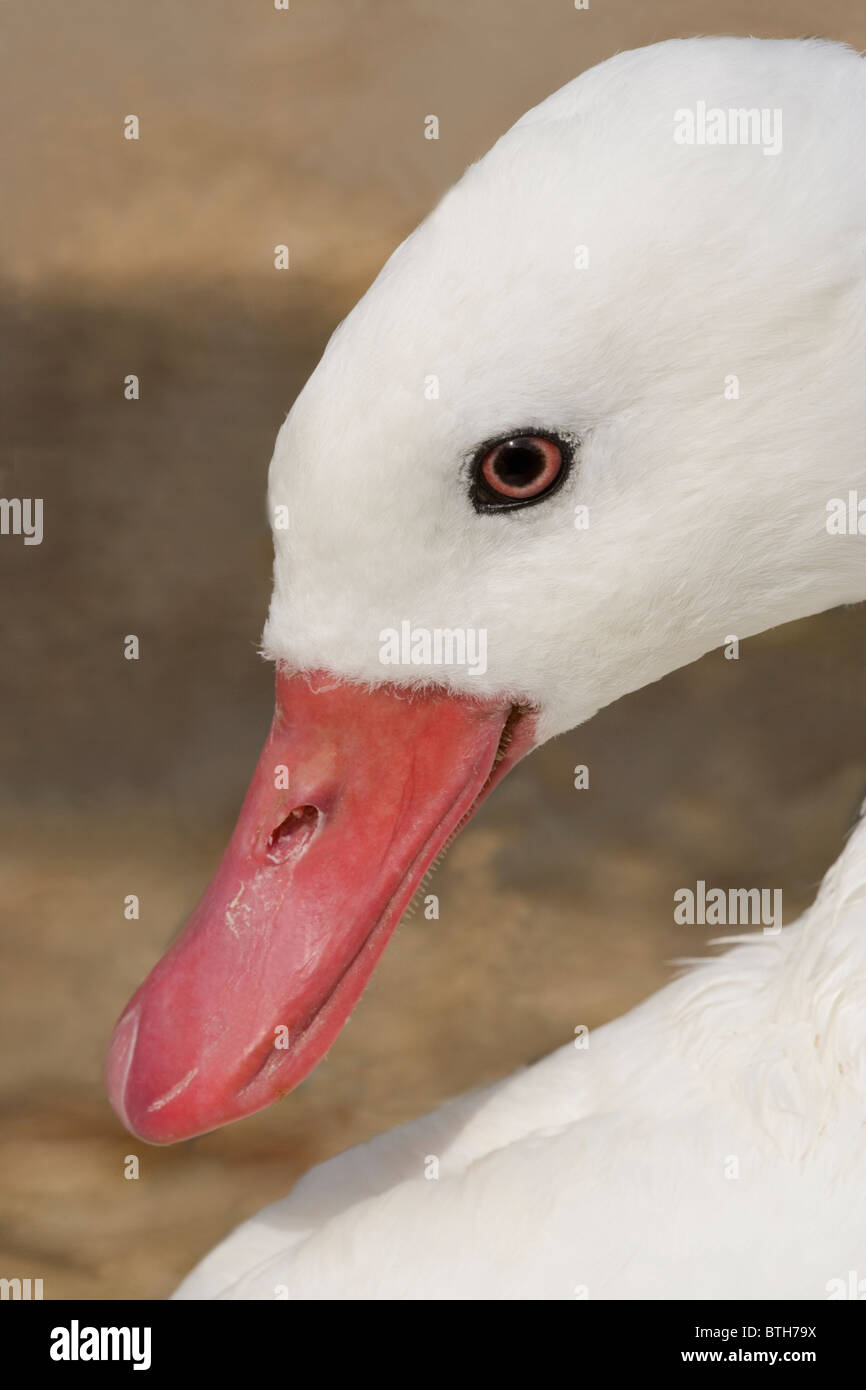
[1,0,864,1299]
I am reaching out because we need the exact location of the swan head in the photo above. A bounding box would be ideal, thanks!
[108,36,866,1142]
[263,34,865,741]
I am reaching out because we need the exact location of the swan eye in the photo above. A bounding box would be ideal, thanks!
[471,432,571,512]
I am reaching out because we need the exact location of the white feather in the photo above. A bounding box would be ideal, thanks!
[176,36,866,1299]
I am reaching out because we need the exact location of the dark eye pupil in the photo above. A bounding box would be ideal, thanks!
[471,428,572,513]
[492,441,545,487]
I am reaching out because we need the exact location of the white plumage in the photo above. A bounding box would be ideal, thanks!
[174,36,866,1298]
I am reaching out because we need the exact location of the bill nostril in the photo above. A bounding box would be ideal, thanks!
[266,805,319,864]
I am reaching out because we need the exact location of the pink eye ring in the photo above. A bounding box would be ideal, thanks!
[472,432,573,511]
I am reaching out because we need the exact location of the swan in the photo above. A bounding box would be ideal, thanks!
[106,35,866,1299]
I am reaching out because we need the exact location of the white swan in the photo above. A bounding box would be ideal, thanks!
[107,36,866,1299]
